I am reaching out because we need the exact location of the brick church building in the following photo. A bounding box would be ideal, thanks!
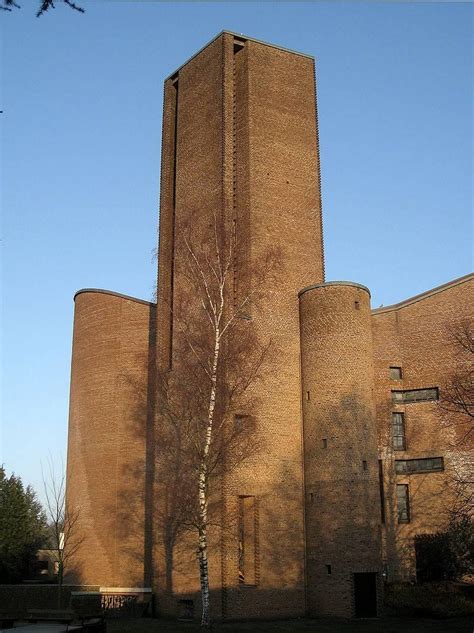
[66,32,473,619]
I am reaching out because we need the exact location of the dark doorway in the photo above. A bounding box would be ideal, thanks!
[354,572,377,617]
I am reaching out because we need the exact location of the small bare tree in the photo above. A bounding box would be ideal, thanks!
[156,210,277,627]
[439,319,473,442]
[42,458,84,607]
[438,319,473,522]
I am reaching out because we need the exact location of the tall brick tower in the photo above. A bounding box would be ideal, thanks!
[67,30,328,620]
[155,31,325,619]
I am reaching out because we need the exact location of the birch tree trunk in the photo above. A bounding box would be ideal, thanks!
[177,221,271,627]
[198,327,220,628]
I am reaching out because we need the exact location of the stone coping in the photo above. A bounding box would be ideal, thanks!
[165,30,314,81]
[99,587,152,593]
[74,288,153,307]
[298,281,371,298]
[372,272,473,315]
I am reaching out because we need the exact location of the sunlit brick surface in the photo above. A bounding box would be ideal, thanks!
[67,291,154,586]
[300,283,382,617]
[372,276,474,581]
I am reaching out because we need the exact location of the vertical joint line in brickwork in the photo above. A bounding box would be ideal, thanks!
[169,74,179,368]
[312,60,325,281]
[220,37,228,621]
[231,38,245,310]
[231,42,240,309]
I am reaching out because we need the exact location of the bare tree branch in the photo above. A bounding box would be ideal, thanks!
[42,456,85,608]
[154,211,278,627]
[37,0,84,17]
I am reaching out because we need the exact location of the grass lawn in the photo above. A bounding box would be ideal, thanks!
[107,616,473,633]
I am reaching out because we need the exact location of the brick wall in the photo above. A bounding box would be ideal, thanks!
[372,275,474,580]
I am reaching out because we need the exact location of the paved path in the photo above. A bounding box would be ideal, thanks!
[6,625,82,632]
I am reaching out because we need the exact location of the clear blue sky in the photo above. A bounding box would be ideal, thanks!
[2,1,472,501]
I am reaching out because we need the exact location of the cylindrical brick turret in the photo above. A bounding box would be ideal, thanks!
[66,290,154,587]
[299,282,382,617]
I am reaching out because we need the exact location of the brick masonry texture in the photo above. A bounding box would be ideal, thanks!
[300,283,382,617]
[372,275,474,581]
[66,31,473,620]
[67,291,155,587]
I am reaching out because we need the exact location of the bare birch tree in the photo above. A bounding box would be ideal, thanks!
[42,458,84,607]
[156,210,277,627]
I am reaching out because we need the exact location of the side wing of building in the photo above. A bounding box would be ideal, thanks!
[372,274,473,580]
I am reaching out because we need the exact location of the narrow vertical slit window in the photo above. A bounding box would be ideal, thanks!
[238,495,257,585]
[326,564,332,575]
[322,438,328,449]
[362,460,368,470]
[392,412,406,451]
[378,460,385,524]
[168,75,179,368]
[306,391,310,401]
[396,484,410,523]
[232,50,238,310]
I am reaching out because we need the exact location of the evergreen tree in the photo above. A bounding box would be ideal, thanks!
[0,466,47,583]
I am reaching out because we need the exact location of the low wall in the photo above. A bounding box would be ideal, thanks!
[0,585,100,618]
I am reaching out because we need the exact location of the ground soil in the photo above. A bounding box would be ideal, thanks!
[107,616,473,633]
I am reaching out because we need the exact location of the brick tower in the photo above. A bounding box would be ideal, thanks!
[154,31,324,619]
[299,282,382,616]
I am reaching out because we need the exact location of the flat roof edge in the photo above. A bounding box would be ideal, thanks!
[165,30,314,81]
[74,288,154,307]
[372,273,473,315]
[298,281,371,298]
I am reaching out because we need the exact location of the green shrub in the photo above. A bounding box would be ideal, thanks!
[415,517,474,582]
[385,582,474,618]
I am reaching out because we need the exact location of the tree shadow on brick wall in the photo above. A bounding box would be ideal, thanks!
[111,303,157,588]
[303,390,383,615]
[377,388,461,583]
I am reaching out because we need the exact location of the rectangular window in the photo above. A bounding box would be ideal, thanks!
[392,388,439,403]
[392,412,406,451]
[238,496,257,585]
[395,457,444,475]
[390,366,402,380]
[396,484,410,523]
